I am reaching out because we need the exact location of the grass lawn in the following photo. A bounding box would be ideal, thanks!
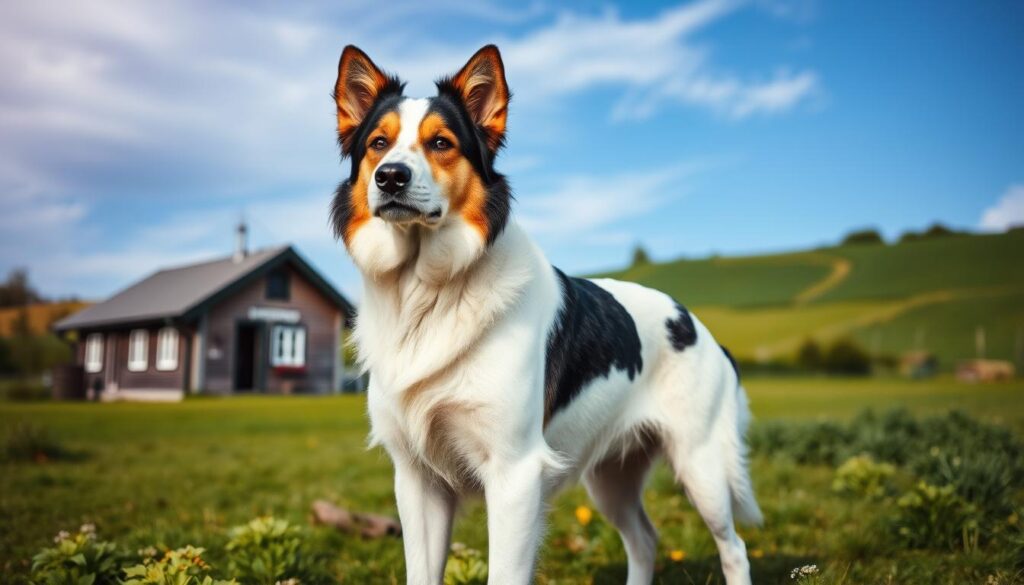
[2,377,1023,584]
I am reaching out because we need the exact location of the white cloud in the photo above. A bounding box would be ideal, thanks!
[0,0,820,297]
[979,184,1024,232]
[518,161,710,238]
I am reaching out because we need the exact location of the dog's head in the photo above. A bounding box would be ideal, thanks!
[331,45,511,277]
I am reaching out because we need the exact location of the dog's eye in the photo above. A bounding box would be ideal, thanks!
[430,137,453,151]
[370,137,388,151]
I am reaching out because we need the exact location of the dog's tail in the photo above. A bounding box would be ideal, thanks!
[727,384,763,527]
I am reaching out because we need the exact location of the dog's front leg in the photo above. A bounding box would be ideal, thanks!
[483,453,546,584]
[393,455,456,585]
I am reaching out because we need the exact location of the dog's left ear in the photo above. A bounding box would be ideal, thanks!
[449,45,509,152]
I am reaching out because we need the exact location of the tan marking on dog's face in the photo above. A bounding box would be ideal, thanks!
[344,112,402,243]
[417,112,490,240]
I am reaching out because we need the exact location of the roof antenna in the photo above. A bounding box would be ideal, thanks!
[234,213,248,263]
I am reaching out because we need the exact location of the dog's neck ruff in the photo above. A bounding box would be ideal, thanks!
[352,222,534,395]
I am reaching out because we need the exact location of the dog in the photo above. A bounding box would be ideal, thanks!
[330,44,762,585]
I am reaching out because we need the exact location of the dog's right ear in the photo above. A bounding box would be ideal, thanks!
[334,46,399,155]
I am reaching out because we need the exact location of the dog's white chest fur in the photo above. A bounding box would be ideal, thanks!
[357,224,563,486]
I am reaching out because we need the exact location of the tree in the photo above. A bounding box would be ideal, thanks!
[0,268,42,308]
[823,337,872,376]
[841,229,885,246]
[796,338,824,371]
[630,245,651,268]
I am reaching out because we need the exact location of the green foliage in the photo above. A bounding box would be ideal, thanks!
[2,333,73,377]
[832,455,895,499]
[0,267,42,308]
[4,389,1024,584]
[895,482,981,550]
[225,516,305,584]
[5,422,69,462]
[753,408,1024,551]
[444,543,488,585]
[122,546,237,585]
[841,228,885,246]
[821,337,871,375]
[796,338,823,371]
[31,525,122,585]
[630,245,651,268]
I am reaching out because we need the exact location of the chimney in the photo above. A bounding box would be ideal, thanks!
[234,220,248,262]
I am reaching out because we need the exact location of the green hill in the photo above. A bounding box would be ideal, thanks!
[597,230,1024,370]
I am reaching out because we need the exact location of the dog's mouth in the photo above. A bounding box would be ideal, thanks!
[375,201,443,224]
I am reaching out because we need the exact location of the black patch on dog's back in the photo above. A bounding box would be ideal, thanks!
[665,302,698,351]
[720,344,740,381]
[544,269,643,423]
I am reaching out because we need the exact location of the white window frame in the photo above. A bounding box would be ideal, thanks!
[127,329,149,372]
[156,327,179,371]
[270,324,306,368]
[84,333,104,373]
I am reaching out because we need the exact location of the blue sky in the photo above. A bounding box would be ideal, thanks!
[1,0,1022,301]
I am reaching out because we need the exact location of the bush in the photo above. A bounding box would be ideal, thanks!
[822,337,871,375]
[122,546,237,585]
[630,245,651,268]
[796,338,823,372]
[445,542,488,585]
[31,525,123,585]
[752,409,1024,549]
[895,481,981,550]
[832,454,895,499]
[841,228,885,246]
[225,516,305,584]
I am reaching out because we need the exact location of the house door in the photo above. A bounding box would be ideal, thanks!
[234,323,259,391]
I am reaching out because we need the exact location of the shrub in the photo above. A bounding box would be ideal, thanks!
[122,546,236,585]
[225,516,305,584]
[822,337,871,375]
[630,245,651,268]
[895,481,981,550]
[5,422,70,462]
[841,228,885,245]
[445,542,487,585]
[832,454,895,499]
[796,338,823,372]
[31,524,123,585]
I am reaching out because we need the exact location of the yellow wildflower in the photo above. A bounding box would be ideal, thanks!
[749,548,764,559]
[669,550,686,562]
[575,505,592,526]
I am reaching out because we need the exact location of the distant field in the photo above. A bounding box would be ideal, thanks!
[597,251,833,308]
[598,231,1024,369]
[0,301,91,337]
[2,378,1022,583]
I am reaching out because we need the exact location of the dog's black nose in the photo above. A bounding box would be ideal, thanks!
[375,163,412,196]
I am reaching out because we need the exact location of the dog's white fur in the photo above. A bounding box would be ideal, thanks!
[345,88,761,585]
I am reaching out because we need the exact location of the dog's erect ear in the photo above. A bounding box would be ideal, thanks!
[449,45,509,152]
[334,46,397,154]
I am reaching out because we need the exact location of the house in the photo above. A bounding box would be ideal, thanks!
[53,226,355,401]
[899,351,938,379]
[955,359,1016,383]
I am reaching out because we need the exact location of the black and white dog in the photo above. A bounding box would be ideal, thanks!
[331,45,762,585]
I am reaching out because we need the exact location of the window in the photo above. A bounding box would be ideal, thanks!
[128,329,149,371]
[84,333,104,373]
[266,268,290,301]
[270,325,306,367]
[156,327,179,371]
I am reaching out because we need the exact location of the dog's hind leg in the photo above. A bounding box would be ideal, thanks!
[584,443,659,585]
[663,427,752,585]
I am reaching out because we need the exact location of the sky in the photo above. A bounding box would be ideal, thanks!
[1,0,1022,301]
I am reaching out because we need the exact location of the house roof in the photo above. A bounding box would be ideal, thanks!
[53,246,355,331]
